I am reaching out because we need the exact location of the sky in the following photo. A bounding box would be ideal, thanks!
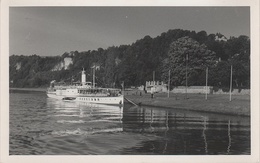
[9,7,250,56]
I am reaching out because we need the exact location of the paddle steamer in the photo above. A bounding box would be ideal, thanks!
[47,69,123,105]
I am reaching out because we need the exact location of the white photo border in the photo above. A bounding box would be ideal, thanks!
[1,0,259,163]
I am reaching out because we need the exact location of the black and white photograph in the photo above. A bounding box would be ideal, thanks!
[1,1,259,163]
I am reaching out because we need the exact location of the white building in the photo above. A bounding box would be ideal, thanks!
[145,81,167,93]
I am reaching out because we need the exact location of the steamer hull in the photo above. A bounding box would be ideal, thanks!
[47,92,124,105]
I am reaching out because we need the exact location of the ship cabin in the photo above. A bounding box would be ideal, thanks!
[78,88,122,97]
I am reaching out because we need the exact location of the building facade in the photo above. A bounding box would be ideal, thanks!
[145,81,167,93]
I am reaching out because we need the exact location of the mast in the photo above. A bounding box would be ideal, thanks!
[93,65,95,88]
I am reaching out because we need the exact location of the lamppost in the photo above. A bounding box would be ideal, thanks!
[168,69,170,98]
[153,71,155,82]
[205,67,208,100]
[185,53,188,99]
[229,65,233,101]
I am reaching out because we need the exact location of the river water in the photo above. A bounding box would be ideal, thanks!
[9,90,250,155]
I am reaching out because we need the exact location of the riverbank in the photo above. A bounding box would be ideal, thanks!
[9,87,250,116]
[125,92,250,116]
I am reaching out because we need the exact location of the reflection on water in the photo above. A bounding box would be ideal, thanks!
[9,91,250,155]
[121,106,250,155]
[47,100,124,136]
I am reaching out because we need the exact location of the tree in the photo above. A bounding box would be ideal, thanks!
[9,30,250,89]
[208,61,230,88]
[224,35,250,88]
[104,46,118,87]
[195,30,208,44]
[162,36,217,86]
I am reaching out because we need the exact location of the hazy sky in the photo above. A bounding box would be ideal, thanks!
[9,7,250,56]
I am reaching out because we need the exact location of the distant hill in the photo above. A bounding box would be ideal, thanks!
[9,29,250,89]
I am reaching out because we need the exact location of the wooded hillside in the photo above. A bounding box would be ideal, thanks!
[9,29,250,90]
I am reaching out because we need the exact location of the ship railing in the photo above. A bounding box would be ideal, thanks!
[53,85,79,89]
[78,88,122,97]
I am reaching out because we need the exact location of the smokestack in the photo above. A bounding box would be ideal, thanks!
[81,68,86,85]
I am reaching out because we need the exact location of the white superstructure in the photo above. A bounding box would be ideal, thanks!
[47,69,124,105]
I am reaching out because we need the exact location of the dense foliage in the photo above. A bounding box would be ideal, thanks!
[9,29,250,89]
[162,36,217,86]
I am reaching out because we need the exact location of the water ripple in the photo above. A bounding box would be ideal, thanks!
[9,91,250,155]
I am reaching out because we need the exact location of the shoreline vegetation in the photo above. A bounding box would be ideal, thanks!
[10,87,250,116]
[10,87,47,92]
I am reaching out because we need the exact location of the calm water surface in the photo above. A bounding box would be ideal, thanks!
[9,90,250,155]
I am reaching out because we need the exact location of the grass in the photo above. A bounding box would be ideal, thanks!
[125,91,250,116]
